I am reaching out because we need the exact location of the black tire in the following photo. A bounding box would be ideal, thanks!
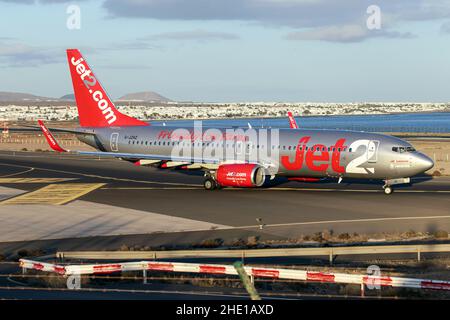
[204,178,216,190]
[384,186,393,195]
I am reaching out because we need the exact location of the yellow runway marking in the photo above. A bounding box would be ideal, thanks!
[0,178,76,183]
[0,183,105,205]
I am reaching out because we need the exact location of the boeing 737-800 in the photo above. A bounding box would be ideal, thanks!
[38,49,434,194]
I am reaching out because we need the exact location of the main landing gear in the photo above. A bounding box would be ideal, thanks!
[204,178,217,190]
[204,173,221,190]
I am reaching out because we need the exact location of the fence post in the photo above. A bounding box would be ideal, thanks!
[360,282,365,297]
[329,249,333,266]
[417,247,421,262]
[143,268,147,284]
[233,261,260,300]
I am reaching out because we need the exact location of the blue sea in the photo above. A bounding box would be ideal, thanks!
[152,112,450,133]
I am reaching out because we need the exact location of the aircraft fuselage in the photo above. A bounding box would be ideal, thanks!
[77,126,434,180]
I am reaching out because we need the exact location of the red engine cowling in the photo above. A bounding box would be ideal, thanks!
[216,164,265,187]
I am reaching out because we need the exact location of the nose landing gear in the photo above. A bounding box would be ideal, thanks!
[383,185,393,195]
[382,177,410,195]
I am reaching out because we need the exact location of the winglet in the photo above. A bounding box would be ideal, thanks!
[38,120,67,152]
[287,111,298,129]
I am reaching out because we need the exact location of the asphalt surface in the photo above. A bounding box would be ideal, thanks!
[0,151,450,250]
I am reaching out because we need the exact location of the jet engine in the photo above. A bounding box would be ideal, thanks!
[215,164,266,187]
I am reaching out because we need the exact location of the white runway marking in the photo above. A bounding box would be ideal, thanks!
[101,187,202,190]
[253,188,450,193]
[101,186,450,193]
[0,162,199,187]
[234,215,450,230]
[0,167,34,178]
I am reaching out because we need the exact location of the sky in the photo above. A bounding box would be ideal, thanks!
[1,0,450,102]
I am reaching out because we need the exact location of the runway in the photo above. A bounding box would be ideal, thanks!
[0,151,449,252]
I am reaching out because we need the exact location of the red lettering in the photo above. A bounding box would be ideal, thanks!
[331,138,346,173]
[305,144,329,171]
[282,136,347,174]
[157,130,172,139]
[281,136,310,170]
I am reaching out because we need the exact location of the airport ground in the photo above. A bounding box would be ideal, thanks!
[1,134,450,299]
[0,149,449,251]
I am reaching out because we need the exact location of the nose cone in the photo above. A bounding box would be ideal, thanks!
[414,153,434,173]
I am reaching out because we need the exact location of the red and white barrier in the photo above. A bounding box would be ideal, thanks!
[19,259,450,291]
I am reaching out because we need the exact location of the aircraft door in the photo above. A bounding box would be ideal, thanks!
[367,140,379,163]
[235,140,244,155]
[110,132,119,152]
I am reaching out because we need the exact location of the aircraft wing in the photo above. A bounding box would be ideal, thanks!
[22,124,96,135]
[78,151,278,176]
[38,120,278,173]
[78,151,222,165]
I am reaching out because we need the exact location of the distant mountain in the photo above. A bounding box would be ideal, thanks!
[0,91,55,102]
[0,90,172,103]
[59,93,75,101]
[117,91,171,102]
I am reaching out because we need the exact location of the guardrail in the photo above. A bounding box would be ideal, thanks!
[19,258,450,294]
[56,243,450,264]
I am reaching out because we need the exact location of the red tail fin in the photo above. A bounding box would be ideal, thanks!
[66,49,148,128]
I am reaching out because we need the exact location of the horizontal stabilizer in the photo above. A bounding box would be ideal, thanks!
[37,120,68,153]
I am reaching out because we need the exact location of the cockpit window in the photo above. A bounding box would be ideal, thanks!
[392,146,416,153]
